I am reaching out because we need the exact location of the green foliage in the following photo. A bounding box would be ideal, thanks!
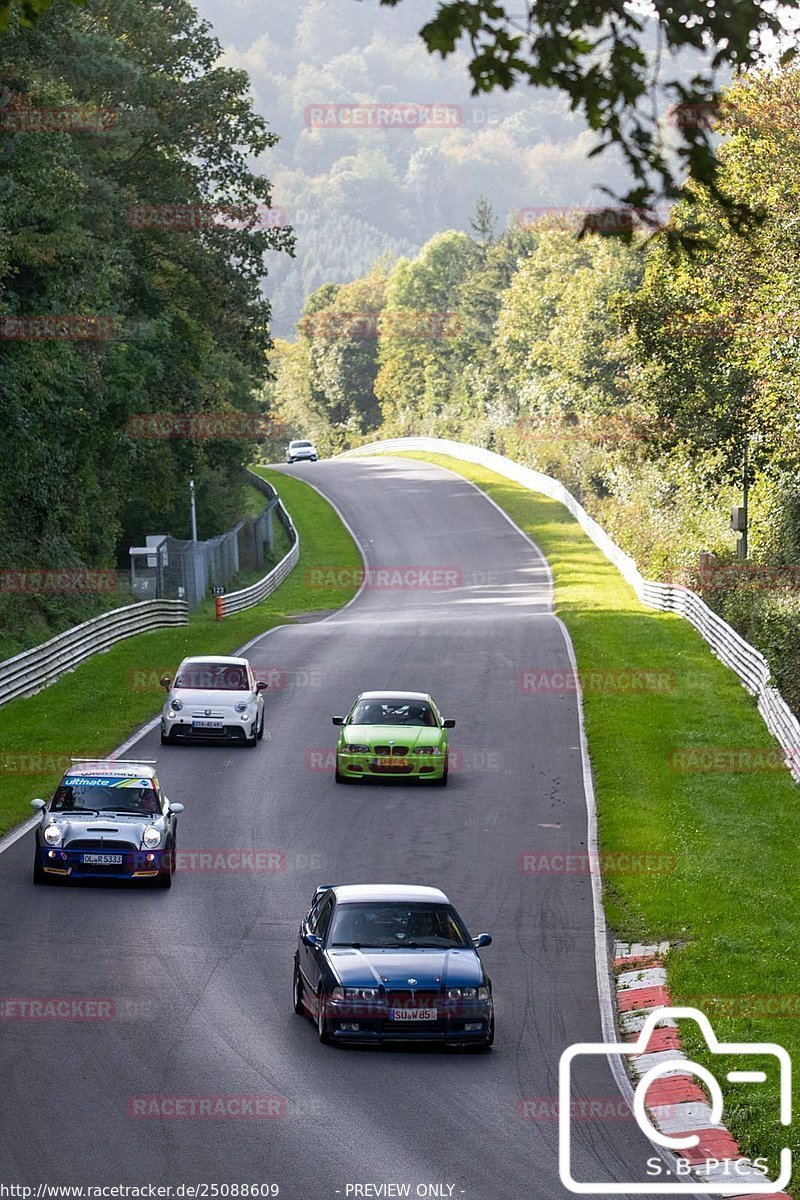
[0,0,292,643]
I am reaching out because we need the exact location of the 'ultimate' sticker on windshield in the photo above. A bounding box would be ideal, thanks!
[62,776,154,789]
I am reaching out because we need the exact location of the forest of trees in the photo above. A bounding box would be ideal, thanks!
[264,66,800,713]
[0,0,291,648]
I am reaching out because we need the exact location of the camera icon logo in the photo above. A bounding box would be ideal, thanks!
[558,1006,792,1193]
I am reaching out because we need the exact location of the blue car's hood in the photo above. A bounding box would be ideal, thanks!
[326,947,483,988]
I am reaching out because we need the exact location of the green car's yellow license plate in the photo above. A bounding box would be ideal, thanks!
[375,756,408,767]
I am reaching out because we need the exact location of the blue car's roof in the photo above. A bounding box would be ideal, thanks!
[331,884,449,904]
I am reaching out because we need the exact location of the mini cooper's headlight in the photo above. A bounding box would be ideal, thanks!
[43,823,62,846]
[235,701,249,713]
[343,743,369,754]
[170,698,183,711]
[416,746,441,755]
[142,826,161,849]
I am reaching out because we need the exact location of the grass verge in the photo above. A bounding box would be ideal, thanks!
[391,450,799,1191]
[0,467,360,838]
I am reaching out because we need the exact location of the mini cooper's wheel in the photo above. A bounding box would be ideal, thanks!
[32,851,46,885]
[317,989,331,1043]
[154,847,173,888]
[293,962,305,1015]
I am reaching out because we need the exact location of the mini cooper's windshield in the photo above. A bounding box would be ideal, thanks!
[349,700,438,727]
[51,779,162,816]
[174,662,249,691]
[328,902,470,948]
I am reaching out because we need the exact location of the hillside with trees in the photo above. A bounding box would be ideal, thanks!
[263,66,800,714]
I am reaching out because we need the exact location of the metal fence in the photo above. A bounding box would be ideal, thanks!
[215,471,299,618]
[132,473,279,609]
[343,436,800,783]
[0,600,188,708]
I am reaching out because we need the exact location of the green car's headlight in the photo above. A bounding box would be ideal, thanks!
[416,746,441,755]
[343,743,369,754]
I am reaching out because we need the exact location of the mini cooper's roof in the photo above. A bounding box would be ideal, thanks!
[330,884,449,904]
[178,655,249,667]
[356,690,432,702]
[62,760,157,779]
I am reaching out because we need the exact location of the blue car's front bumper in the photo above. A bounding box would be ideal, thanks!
[37,845,170,881]
[323,995,493,1045]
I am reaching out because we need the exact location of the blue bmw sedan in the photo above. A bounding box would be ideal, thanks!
[292,883,494,1048]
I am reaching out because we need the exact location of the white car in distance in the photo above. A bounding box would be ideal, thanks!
[160,655,267,747]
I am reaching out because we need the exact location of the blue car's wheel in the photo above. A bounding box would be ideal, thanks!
[317,989,331,1043]
[293,962,305,1015]
[32,851,47,885]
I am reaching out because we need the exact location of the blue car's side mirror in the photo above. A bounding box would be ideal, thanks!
[473,933,492,948]
[303,933,323,949]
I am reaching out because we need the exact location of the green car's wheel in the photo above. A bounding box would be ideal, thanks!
[432,759,449,787]
[334,762,351,783]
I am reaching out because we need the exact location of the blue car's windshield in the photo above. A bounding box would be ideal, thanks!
[328,902,470,948]
[349,700,437,727]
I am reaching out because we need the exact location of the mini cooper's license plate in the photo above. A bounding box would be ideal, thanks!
[82,853,123,865]
[192,719,224,729]
[376,756,408,768]
[390,1008,437,1021]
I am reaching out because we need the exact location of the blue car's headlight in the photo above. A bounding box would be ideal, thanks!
[448,986,491,1000]
[43,823,62,846]
[331,987,381,1000]
[416,746,441,755]
[343,744,369,754]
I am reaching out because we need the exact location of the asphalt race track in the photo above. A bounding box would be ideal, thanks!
[0,456,671,1198]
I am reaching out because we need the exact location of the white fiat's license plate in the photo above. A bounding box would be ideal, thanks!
[192,719,224,729]
[82,853,123,865]
[390,1008,437,1021]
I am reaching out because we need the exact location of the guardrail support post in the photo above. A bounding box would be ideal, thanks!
[215,595,224,622]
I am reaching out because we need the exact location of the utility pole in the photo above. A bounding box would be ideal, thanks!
[740,438,748,560]
[189,478,198,542]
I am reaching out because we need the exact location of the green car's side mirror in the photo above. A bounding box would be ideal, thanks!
[443,718,455,728]
[332,716,345,725]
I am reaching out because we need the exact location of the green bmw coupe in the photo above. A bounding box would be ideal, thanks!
[332,691,455,785]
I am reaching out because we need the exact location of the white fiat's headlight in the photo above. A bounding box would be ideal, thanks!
[142,826,161,849]
[235,700,249,713]
[171,698,183,711]
[43,823,62,846]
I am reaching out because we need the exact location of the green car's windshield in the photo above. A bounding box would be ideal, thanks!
[349,700,437,727]
[328,902,470,948]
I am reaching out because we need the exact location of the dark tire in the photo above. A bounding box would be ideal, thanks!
[154,847,173,888]
[32,851,46,885]
[432,759,449,787]
[293,961,305,1015]
[245,727,259,749]
[160,728,174,746]
[317,989,331,1044]
[257,712,265,741]
[334,764,346,784]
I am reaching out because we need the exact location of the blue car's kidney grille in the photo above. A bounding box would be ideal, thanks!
[385,990,441,1009]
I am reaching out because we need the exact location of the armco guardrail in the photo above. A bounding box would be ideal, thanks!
[215,471,299,618]
[343,436,800,783]
[0,599,188,708]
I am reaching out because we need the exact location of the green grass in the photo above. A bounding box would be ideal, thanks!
[0,467,360,838]
[390,450,799,1192]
